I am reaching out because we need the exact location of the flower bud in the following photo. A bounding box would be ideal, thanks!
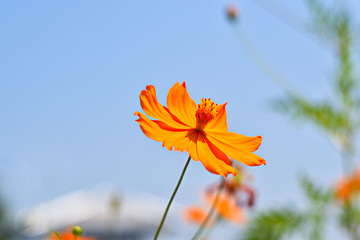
[72,226,83,236]
[226,4,239,21]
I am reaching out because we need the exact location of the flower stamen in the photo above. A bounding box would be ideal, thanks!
[196,98,219,130]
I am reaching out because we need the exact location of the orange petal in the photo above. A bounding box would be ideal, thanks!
[218,198,244,222]
[167,82,197,127]
[206,135,231,166]
[135,111,170,142]
[206,132,265,167]
[134,112,199,160]
[335,169,360,202]
[335,178,351,201]
[204,103,229,132]
[196,133,237,177]
[51,232,96,240]
[183,206,208,225]
[162,129,200,161]
[353,169,360,186]
[139,85,189,129]
[206,130,262,152]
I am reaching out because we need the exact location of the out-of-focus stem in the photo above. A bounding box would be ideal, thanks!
[340,131,355,175]
[230,23,296,96]
[192,178,225,240]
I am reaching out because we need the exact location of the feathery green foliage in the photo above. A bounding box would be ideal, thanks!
[243,0,360,239]
[241,208,305,240]
[275,96,350,135]
[300,176,333,240]
[307,0,357,106]
[240,176,333,240]
[300,175,333,205]
[275,0,358,141]
[339,202,360,239]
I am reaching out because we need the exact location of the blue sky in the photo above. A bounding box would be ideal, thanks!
[0,0,358,233]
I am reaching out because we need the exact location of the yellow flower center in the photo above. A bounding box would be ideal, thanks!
[195,98,218,130]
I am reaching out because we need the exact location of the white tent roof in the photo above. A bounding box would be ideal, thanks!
[18,184,184,238]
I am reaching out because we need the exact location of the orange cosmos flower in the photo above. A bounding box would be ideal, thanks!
[336,168,360,202]
[134,82,265,177]
[49,232,96,240]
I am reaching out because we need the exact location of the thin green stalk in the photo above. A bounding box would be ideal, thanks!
[54,231,62,240]
[341,133,355,175]
[154,156,191,240]
[192,178,225,240]
[230,23,296,96]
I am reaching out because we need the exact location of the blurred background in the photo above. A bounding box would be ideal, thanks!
[0,0,359,239]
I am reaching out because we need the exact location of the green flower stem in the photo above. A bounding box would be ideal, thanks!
[154,156,191,240]
[192,177,225,240]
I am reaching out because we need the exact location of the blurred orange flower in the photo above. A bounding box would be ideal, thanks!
[223,165,256,207]
[205,192,245,222]
[336,169,360,202]
[134,82,265,177]
[50,231,96,240]
[183,205,209,225]
[184,191,245,226]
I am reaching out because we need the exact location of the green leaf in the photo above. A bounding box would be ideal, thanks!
[339,201,360,238]
[240,208,304,240]
[274,95,350,135]
[299,175,334,204]
[299,175,334,240]
[54,231,62,240]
